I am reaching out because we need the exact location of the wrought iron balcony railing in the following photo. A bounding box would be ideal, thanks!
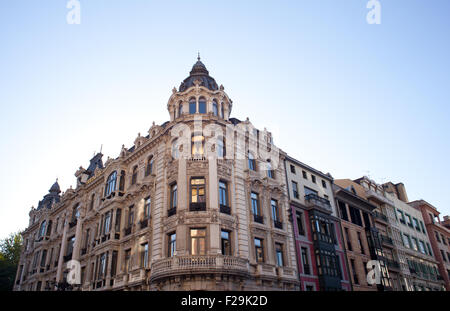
[220,205,231,215]
[253,214,264,224]
[189,202,206,212]
[304,194,332,212]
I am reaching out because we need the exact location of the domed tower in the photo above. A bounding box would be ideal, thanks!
[167,56,232,122]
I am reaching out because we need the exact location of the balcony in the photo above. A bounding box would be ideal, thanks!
[273,220,283,229]
[220,205,231,215]
[150,255,249,281]
[189,202,206,212]
[304,194,332,213]
[168,207,177,217]
[253,214,264,224]
[140,218,149,229]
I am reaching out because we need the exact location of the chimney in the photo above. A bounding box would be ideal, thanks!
[395,183,409,202]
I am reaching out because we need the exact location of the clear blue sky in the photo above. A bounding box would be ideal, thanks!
[1,0,449,239]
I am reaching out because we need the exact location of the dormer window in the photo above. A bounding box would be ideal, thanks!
[105,171,117,196]
[189,98,196,114]
[199,97,207,114]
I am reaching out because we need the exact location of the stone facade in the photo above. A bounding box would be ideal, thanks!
[13,59,299,291]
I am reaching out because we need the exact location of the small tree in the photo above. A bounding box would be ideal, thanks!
[0,232,23,291]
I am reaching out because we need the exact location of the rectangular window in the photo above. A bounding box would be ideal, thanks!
[190,178,206,211]
[251,192,260,216]
[189,101,196,114]
[419,240,426,254]
[411,237,419,251]
[435,231,441,242]
[304,186,318,196]
[292,181,299,199]
[168,233,176,257]
[397,210,406,224]
[405,214,413,228]
[338,201,348,221]
[426,242,433,256]
[301,247,310,275]
[420,220,426,234]
[221,230,231,255]
[403,234,411,248]
[357,232,365,255]
[254,238,264,263]
[40,250,47,267]
[124,249,131,273]
[127,206,134,227]
[344,228,352,251]
[441,250,447,262]
[275,243,284,267]
[322,180,327,188]
[190,228,206,255]
[350,259,359,285]
[311,175,316,183]
[111,251,118,277]
[271,199,279,222]
[219,181,228,207]
[413,217,420,231]
[141,243,149,268]
[296,212,305,236]
[104,211,111,234]
[302,170,307,179]
[144,196,151,219]
[199,101,206,113]
[290,165,296,174]
[169,183,177,214]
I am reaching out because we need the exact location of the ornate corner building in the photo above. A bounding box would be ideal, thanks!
[13,58,300,291]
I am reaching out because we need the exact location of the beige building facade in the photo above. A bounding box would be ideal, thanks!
[14,58,299,291]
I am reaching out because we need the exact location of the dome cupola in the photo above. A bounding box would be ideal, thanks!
[179,55,218,92]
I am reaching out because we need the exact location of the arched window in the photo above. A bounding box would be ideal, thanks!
[221,103,225,118]
[39,221,47,238]
[131,165,138,185]
[199,97,206,114]
[105,171,117,196]
[46,220,52,236]
[217,136,225,158]
[248,152,256,171]
[119,170,125,191]
[89,193,95,210]
[191,134,205,157]
[146,156,154,176]
[212,100,218,116]
[189,98,196,114]
[178,102,183,117]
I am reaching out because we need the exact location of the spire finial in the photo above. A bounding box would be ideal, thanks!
[197,52,200,61]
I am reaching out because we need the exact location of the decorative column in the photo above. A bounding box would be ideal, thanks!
[208,158,220,255]
[72,208,84,262]
[56,215,69,283]
[177,157,188,255]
